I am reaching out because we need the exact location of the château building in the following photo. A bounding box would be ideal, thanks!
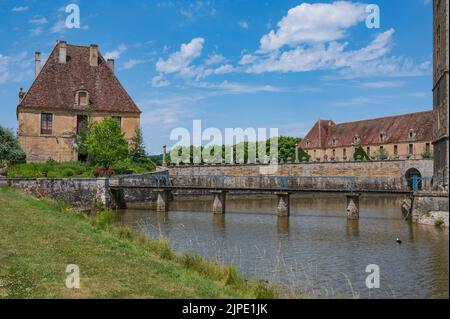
[17,41,141,162]
[299,111,434,162]
[433,0,449,182]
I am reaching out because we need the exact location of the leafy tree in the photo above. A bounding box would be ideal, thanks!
[0,126,26,165]
[298,147,311,162]
[353,146,370,161]
[130,127,148,164]
[373,147,389,161]
[86,117,129,168]
[73,118,91,162]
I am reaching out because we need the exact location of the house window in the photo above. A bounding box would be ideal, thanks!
[332,149,336,157]
[41,113,53,135]
[366,147,371,156]
[354,136,360,145]
[394,145,398,155]
[112,116,122,127]
[409,144,414,155]
[77,115,89,133]
[426,143,431,153]
[332,138,337,147]
[78,91,88,106]
[343,148,347,158]
[409,129,416,139]
[306,141,311,148]
[380,133,385,142]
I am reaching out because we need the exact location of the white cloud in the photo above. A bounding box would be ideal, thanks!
[29,16,48,25]
[0,52,33,84]
[205,53,226,65]
[156,38,205,74]
[12,6,29,12]
[151,75,171,87]
[30,28,44,37]
[50,20,67,34]
[238,21,249,29]
[213,64,234,74]
[104,44,127,60]
[141,105,190,126]
[190,81,281,93]
[357,81,405,89]
[121,59,144,70]
[260,1,366,51]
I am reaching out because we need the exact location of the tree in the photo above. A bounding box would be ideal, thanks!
[86,117,129,168]
[373,147,389,161]
[73,117,91,162]
[0,126,26,165]
[353,146,370,161]
[130,126,148,164]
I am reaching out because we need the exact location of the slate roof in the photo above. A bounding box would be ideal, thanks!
[18,42,141,114]
[300,111,433,149]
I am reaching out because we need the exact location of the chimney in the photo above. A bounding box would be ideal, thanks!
[59,41,67,64]
[34,52,41,78]
[89,44,98,66]
[18,88,26,103]
[107,59,115,73]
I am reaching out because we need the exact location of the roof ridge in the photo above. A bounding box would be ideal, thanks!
[332,110,432,127]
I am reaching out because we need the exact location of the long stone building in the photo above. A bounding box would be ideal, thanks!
[299,111,434,162]
[433,0,449,182]
[17,41,141,162]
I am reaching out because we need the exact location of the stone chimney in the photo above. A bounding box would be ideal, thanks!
[89,44,98,66]
[18,88,26,103]
[107,59,115,73]
[58,41,67,64]
[34,52,41,78]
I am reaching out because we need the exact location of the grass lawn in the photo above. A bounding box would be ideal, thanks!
[0,187,267,299]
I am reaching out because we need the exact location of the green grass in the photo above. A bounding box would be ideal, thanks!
[0,187,278,299]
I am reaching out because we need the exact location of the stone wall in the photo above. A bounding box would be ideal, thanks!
[412,192,449,227]
[6,178,111,210]
[167,160,434,179]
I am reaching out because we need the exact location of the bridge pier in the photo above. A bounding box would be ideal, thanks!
[156,189,171,212]
[275,192,290,217]
[212,190,227,214]
[346,194,360,220]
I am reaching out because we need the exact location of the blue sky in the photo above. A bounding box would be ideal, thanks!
[0,0,433,154]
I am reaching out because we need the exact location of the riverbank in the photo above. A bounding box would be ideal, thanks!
[0,187,276,298]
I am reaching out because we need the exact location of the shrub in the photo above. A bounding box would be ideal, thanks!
[422,150,433,160]
[86,117,129,168]
[95,209,117,229]
[61,168,75,177]
[0,126,26,165]
[353,146,370,161]
[435,218,445,227]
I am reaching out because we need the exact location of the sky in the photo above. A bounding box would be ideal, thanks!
[0,0,433,154]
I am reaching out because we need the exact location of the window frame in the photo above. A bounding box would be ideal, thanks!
[40,112,53,135]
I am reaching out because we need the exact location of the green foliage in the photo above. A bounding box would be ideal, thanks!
[298,147,311,162]
[7,161,92,178]
[95,209,117,229]
[73,115,91,161]
[111,158,156,175]
[0,126,26,165]
[86,117,129,168]
[435,218,445,227]
[422,150,433,160]
[374,147,389,160]
[130,127,148,164]
[276,136,302,163]
[353,146,370,161]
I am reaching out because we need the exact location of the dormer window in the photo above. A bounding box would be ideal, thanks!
[75,85,90,106]
[409,129,416,139]
[306,140,311,148]
[354,135,361,145]
[332,138,338,147]
[78,92,88,105]
[379,132,386,142]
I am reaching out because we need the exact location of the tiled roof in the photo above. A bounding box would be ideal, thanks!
[18,42,141,114]
[300,111,433,149]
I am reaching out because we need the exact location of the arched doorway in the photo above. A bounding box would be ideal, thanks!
[405,168,422,191]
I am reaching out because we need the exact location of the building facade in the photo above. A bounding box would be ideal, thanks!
[299,111,434,162]
[433,0,449,182]
[17,41,141,162]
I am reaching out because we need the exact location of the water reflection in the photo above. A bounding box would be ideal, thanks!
[118,193,449,299]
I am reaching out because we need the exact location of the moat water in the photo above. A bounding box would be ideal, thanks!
[117,194,449,299]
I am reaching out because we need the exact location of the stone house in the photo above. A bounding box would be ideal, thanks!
[16,41,141,162]
[433,0,449,181]
[299,111,434,162]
